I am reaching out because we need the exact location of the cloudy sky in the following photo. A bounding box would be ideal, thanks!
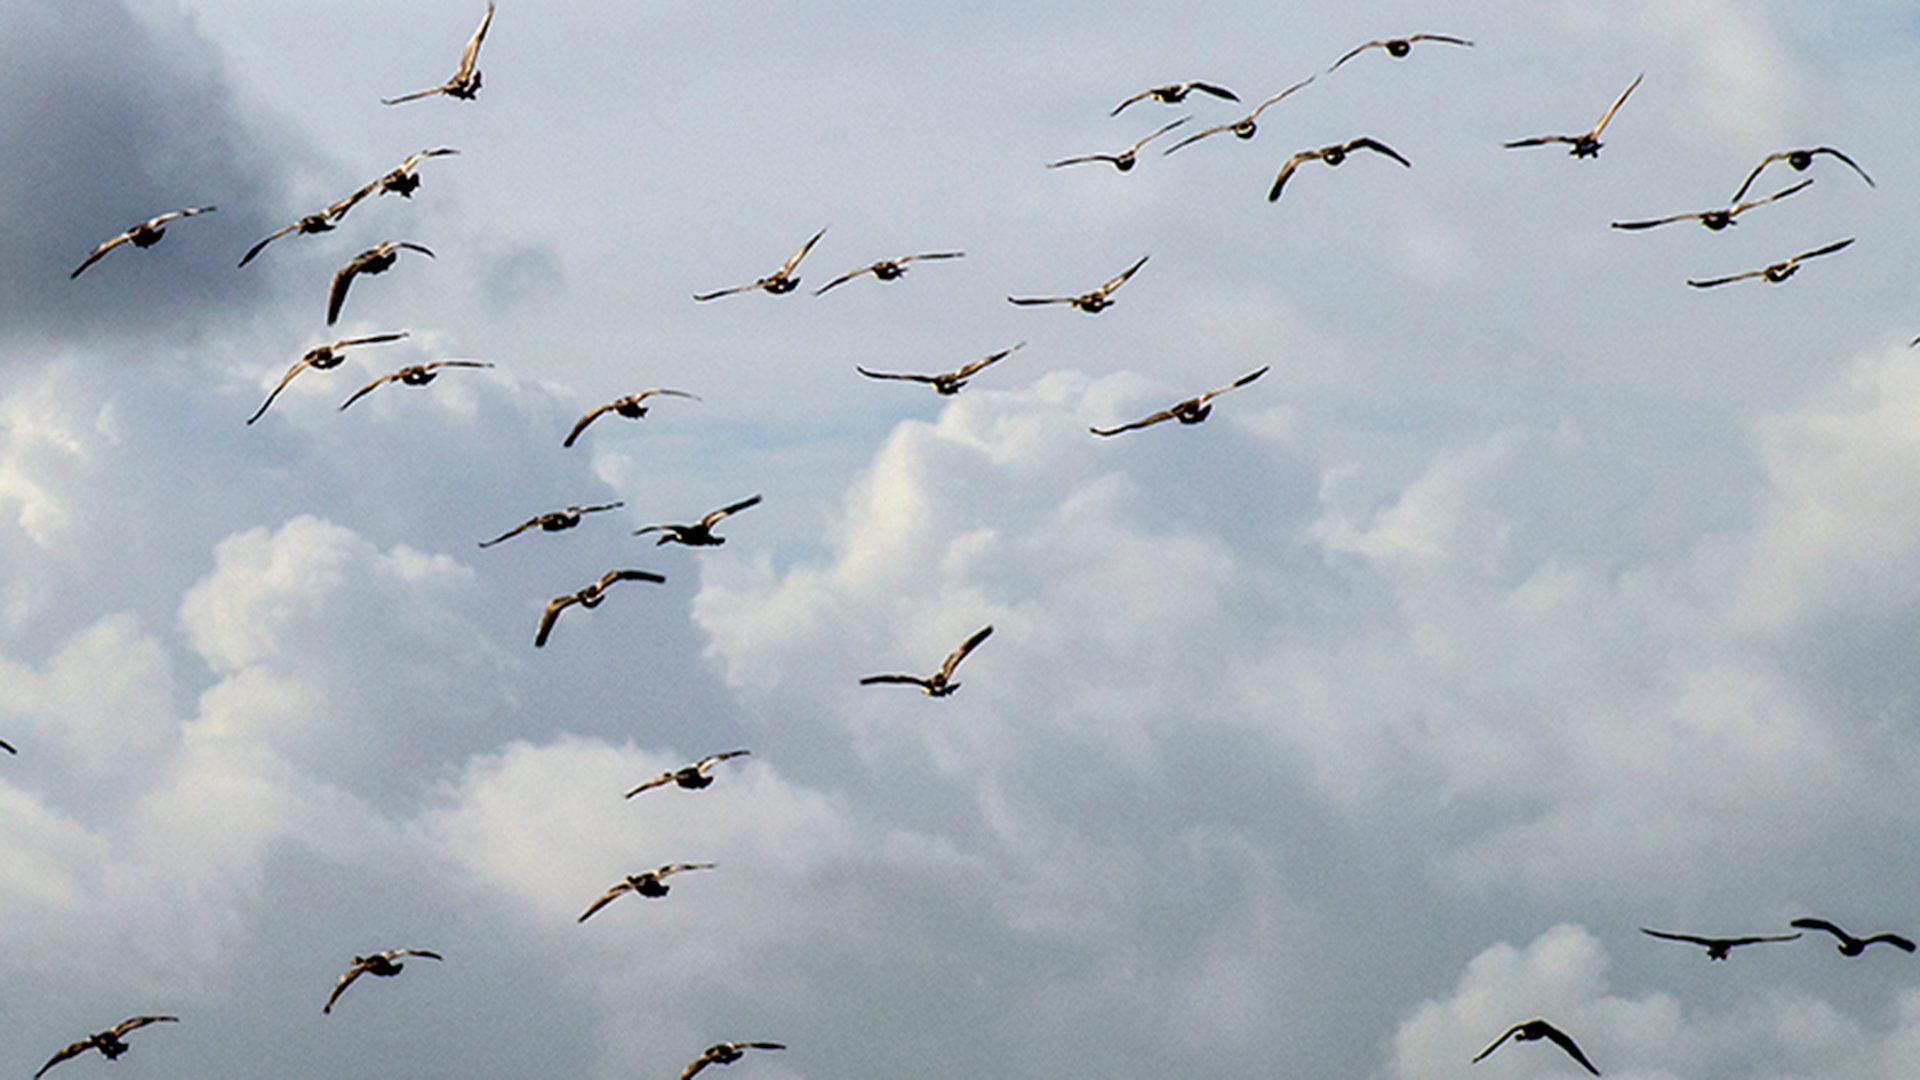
[4,1,1920,1077]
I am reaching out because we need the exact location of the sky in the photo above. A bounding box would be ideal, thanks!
[3,1,1920,1077]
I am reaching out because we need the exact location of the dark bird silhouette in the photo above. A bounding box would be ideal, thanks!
[327,241,435,324]
[375,146,461,198]
[339,360,492,411]
[1505,73,1643,158]
[1686,237,1853,288]
[635,495,762,547]
[323,949,443,1014]
[1732,146,1873,202]
[1047,118,1188,171]
[1268,137,1410,201]
[1090,365,1269,436]
[680,1042,787,1080]
[857,342,1023,396]
[1639,927,1801,960]
[247,332,409,425]
[564,388,700,447]
[859,625,992,697]
[479,502,625,548]
[70,207,215,278]
[694,228,827,300]
[35,1017,178,1079]
[578,863,715,921]
[383,2,493,104]
[1330,33,1473,71]
[814,251,965,295]
[238,187,374,268]
[1473,1019,1600,1076]
[625,750,752,798]
[1008,255,1148,313]
[0,738,13,754]
[1163,76,1315,154]
[1110,80,1238,116]
[1610,177,1813,232]
[535,569,666,648]
[1791,918,1917,956]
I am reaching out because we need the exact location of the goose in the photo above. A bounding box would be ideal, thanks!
[1732,146,1872,202]
[857,342,1023,395]
[535,569,666,648]
[1008,254,1147,313]
[680,1042,787,1080]
[1162,76,1315,154]
[634,495,762,547]
[860,625,992,697]
[564,388,700,447]
[1505,73,1642,157]
[1047,118,1188,171]
[376,146,461,198]
[238,187,375,268]
[1329,33,1473,71]
[327,241,434,325]
[1686,237,1853,288]
[1639,927,1802,960]
[1473,1019,1599,1076]
[478,502,625,548]
[625,750,752,798]
[577,863,715,922]
[1611,177,1812,232]
[339,360,492,411]
[383,2,494,104]
[814,250,965,295]
[35,1017,178,1079]
[1110,80,1238,116]
[1090,365,1268,436]
[323,949,443,1014]
[1790,917,1917,956]
[1269,138,1410,201]
[693,227,827,300]
[246,332,409,425]
[70,207,215,279]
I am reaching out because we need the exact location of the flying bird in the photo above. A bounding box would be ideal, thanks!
[693,227,827,300]
[246,332,409,425]
[339,360,492,411]
[1473,1019,1600,1076]
[680,1042,787,1080]
[535,569,666,648]
[1110,80,1238,116]
[238,186,375,267]
[375,146,461,198]
[1162,76,1315,154]
[634,495,762,547]
[1639,927,1802,960]
[578,863,715,922]
[625,750,752,798]
[564,388,700,447]
[1330,33,1473,71]
[1685,237,1853,289]
[327,241,435,325]
[35,1017,178,1079]
[1505,73,1643,158]
[856,341,1023,396]
[382,2,494,104]
[1090,365,1269,436]
[1268,137,1410,201]
[323,949,443,1014]
[478,502,625,548]
[814,250,966,295]
[859,625,992,697]
[1731,146,1873,202]
[1790,917,1917,956]
[1610,177,1813,232]
[70,207,215,279]
[1008,255,1147,313]
[1047,118,1188,171]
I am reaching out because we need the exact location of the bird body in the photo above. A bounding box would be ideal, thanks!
[680,1041,786,1080]
[860,625,992,697]
[1791,917,1917,956]
[377,147,461,198]
[323,948,443,1014]
[247,332,409,425]
[635,495,762,547]
[1090,365,1269,436]
[578,863,715,921]
[71,207,215,278]
[338,360,492,411]
[694,228,827,300]
[383,3,493,104]
[1505,73,1642,157]
[626,750,752,798]
[327,241,435,324]
[1047,118,1187,171]
[1008,255,1147,313]
[1639,927,1801,960]
[535,569,666,647]
[857,342,1023,395]
[479,502,625,548]
[1473,1019,1599,1076]
[35,1017,178,1078]
[1268,137,1410,201]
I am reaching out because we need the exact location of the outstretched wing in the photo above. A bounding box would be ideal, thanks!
[938,625,994,681]
[1685,268,1763,289]
[693,281,761,302]
[859,673,928,687]
[238,222,299,268]
[1090,407,1178,437]
[564,402,616,447]
[0,738,14,754]
[1268,151,1312,201]
[698,749,752,769]
[1347,137,1412,168]
[1329,39,1384,70]
[950,342,1024,381]
[601,568,667,589]
[323,963,368,1014]
[576,881,631,923]
[327,255,369,325]
[1007,294,1073,307]
[856,366,938,385]
[1729,150,1790,203]
[70,231,134,279]
[327,180,380,221]
[534,595,577,648]
[1539,1023,1601,1076]
[477,517,539,548]
[700,494,763,528]
[34,1039,94,1078]
[1502,133,1572,149]
[656,862,717,878]
[338,371,398,411]
[1590,72,1644,137]
[1198,364,1271,404]
[1790,237,1855,264]
[1471,1024,1523,1063]
[1162,121,1235,155]
[381,84,448,106]
[1609,210,1699,231]
[1046,152,1119,169]
[247,357,317,425]
[453,3,495,84]
[1108,87,1157,116]
[1097,254,1150,297]
[1639,927,1713,946]
[779,227,828,277]
[624,772,675,798]
[1128,117,1189,153]
[814,264,873,295]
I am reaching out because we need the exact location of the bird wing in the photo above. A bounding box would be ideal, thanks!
[334,331,411,349]
[1411,33,1474,47]
[1268,151,1312,201]
[1502,134,1572,149]
[701,749,752,768]
[1539,1023,1601,1076]
[1730,176,1814,216]
[573,501,625,516]
[657,862,716,877]
[856,366,938,385]
[478,518,539,548]
[248,356,322,426]
[392,948,444,961]
[679,1054,717,1080]
[1007,294,1073,306]
[1347,137,1412,168]
[938,625,994,681]
[0,738,14,754]
[1129,116,1189,152]
[453,2,495,84]
[327,180,380,220]
[1198,364,1271,404]
[338,371,399,411]
[779,227,828,277]
[1729,151,1790,202]
[327,255,370,325]
[1686,268,1766,289]
[1812,146,1874,187]
[1046,152,1118,169]
[900,250,965,265]
[1109,88,1156,116]
[1590,72,1644,137]
[70,231,134,278]
[563,402,619,447]
[1329,40,1384,70]
[859,673,929,687]
[1791,237,1855,264]
[1188,81,1238,102]
[381,84,449,106]
[238,222,299,268]
[741,1042,786,1051]
[1471,1024,1523,1063]
[151,207,212,228]
[1726,933,1803,946]
[624,772,675,798]
[577,881,632,922]
[814,264,872,295]
[107,1016,178,1039]
[692,281,761,301]
[602,568,668,589]
[1162,121,1235,154]
[34,1039,93,1078]
[634,388,700,403]
[1789,917,1849,941]
[324,962,369,1013]
[535,594,578,648]
[701,494,762,527]
[950,342,1023,380]
[424,359,493,374]
[396,146,461,175]
[1096,254,1150,296]
[1640,927,1713,946]
[1091,407,1178,436]
[1864,933,1918,952]
[1609,211,1699,231]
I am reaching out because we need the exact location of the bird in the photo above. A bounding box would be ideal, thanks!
[70,207,215,278]
[693,227,828,300]
[1790,917,1917,956]
[679,1042,787,1080]
[1731,146,1873,202]
[238,186,375,267]
[634,495,762,547]
[375,146,461,198]
[1473,1019,1600,1076]
[339,360,492,411]
[1685,237,1853,289]
[1610,177,1813,232]
[327,241,434,325]
[578,863,715,921]
[246,332,409,425]
[1110,80,1238,116]
[323,949,444,1014]
[1639,927,1802,960]
[478,502,625,548]
[1268,137,1410,201]
[1090,365,1269,436]
[1047,118,1188,171]
[856,342,1023,396]
[535,569,666,648]
[35,1017,178,1079]
[1162,76,1315,154]
[1505,73,1643,158]
[813,250,966,295]
[1329,33,1473,71]
[382,2,494,104]
[859,625,992,697]
[563,388,701,447]
[625,750,752,798]
[1008,255,1148,313]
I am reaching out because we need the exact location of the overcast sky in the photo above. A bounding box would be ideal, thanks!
[4,1,1920,1078]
